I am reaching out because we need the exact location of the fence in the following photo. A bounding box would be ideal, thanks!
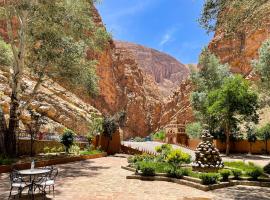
[17,130,88,142]
[187,138,270,154]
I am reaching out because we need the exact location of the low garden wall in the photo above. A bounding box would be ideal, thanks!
[187,139,270,154]
[18,139,88,155]
[0,152,107,173]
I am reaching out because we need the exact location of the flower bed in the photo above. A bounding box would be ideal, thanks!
[0,152,107,173]
[124,144,270,191]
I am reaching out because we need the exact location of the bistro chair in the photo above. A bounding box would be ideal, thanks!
[9,170,29,199]
[36,166,58,196]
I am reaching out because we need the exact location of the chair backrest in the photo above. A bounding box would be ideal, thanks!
[49,167,58,180]
[10,170,22,184]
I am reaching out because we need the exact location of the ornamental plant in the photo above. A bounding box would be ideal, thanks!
[60,129,75,153]
[199,173,220,185]
[166,149,191,170]
[219,169,231,181]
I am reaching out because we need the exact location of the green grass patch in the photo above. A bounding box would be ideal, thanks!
[80,150,103,155]
[137,161,171,173]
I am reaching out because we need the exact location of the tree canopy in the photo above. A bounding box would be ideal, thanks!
[199,0,270,34]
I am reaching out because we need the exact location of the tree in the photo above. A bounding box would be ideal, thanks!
[87,115,104,146]
[199,0,269,34]
[257,123,270,154]
[0,0,110,157]
[253,39,270,96]
[190,48,230,132]
[102,116,117,151]
[186,122,202,139]
[60,129,75,153]
[25,109,47,156]
[246,123,257,154]
[207,75,259,155]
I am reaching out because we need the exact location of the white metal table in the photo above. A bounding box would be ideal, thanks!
[18,168,50,199]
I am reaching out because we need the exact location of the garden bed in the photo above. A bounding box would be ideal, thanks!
[0,152,107,173]
[122,166,270,191]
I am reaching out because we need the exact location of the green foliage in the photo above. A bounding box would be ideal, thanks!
[155,144,173,161]
[60,129,75,153]
[199,173,220,185]
[166,167,190,178]
[80,149,102,155]
[246,123,257,143]
[186,122,202,139]
[231,169,242,180]
[88,115,104,136]
[190,49,230,129]
[69,144,80,155]
[102,116,118,139]
[253,39,270,93]
[257,123,270,142]
[0,155,15,165]
[127,154,155,164]
[132,137,145,142]
[0,38,12,66]
[152,130,165,141]
[199,0,269,34]
[137,162,155,176]
[1,0,111,96]
[263,163,270,175]
[246,167,263,180]
[166,149,191,169]
[219,169,231,181]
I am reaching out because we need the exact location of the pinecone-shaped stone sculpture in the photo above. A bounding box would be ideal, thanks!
[192,129,224,172]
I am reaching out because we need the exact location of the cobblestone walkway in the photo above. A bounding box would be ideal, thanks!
[1,155,270,200]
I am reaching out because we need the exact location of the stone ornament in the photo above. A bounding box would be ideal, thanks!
[192,129,224,172]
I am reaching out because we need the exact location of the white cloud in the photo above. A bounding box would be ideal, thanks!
[159,27,178,48]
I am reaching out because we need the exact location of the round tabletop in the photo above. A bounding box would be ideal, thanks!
[18,168,50,175]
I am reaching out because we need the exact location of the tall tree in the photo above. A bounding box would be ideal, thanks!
[0,0,110,156]
[207,75,259,155]
[190,48,230,131]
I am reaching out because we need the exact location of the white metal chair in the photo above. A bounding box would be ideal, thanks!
[9,170,29,199]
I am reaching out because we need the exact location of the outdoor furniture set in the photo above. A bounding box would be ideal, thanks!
[8,165,58,199]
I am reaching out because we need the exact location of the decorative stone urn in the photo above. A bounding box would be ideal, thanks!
[192,129,224,172]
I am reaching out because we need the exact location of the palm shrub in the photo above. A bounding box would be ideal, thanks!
[60,129,75,153]
[219,169,231,181]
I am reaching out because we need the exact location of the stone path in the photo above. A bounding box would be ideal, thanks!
[1,155,270,200]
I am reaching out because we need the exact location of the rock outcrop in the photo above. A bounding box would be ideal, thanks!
[0,3,192,139]
[114,41,189,97]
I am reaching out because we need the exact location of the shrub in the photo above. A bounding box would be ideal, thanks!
[232,169,242,180]
[152,130,165,141]
[133,137,145,142]
[263,163,270,174]
[44,146,50,154]
[219,169,231,181]
[57,146,64,152]
[166,149,191,169]
[186,122,202,139]
[246,167,263,180]
[165,166,175,177]
[70,145,80,155]
[60,129,75,153]
[50,147,57,153]
[199,173,220,185]
[0,155,15,165]
[138,162,155,176]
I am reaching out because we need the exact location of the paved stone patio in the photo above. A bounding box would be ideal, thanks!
[1,155,270,200]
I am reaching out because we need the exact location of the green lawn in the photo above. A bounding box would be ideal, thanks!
[80,150,103,155]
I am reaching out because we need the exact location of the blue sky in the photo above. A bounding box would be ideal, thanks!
[96,0,213,64]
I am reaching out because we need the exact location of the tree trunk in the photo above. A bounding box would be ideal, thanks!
[225,124,230,156]
[266,140,268,154]
[0,106,7,155]
[6,95,20,157]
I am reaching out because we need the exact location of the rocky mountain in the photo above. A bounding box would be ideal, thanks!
[114,41,189,97]
[0,3,193,139]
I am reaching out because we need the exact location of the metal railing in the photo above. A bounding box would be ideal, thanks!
[16,130,88,142]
